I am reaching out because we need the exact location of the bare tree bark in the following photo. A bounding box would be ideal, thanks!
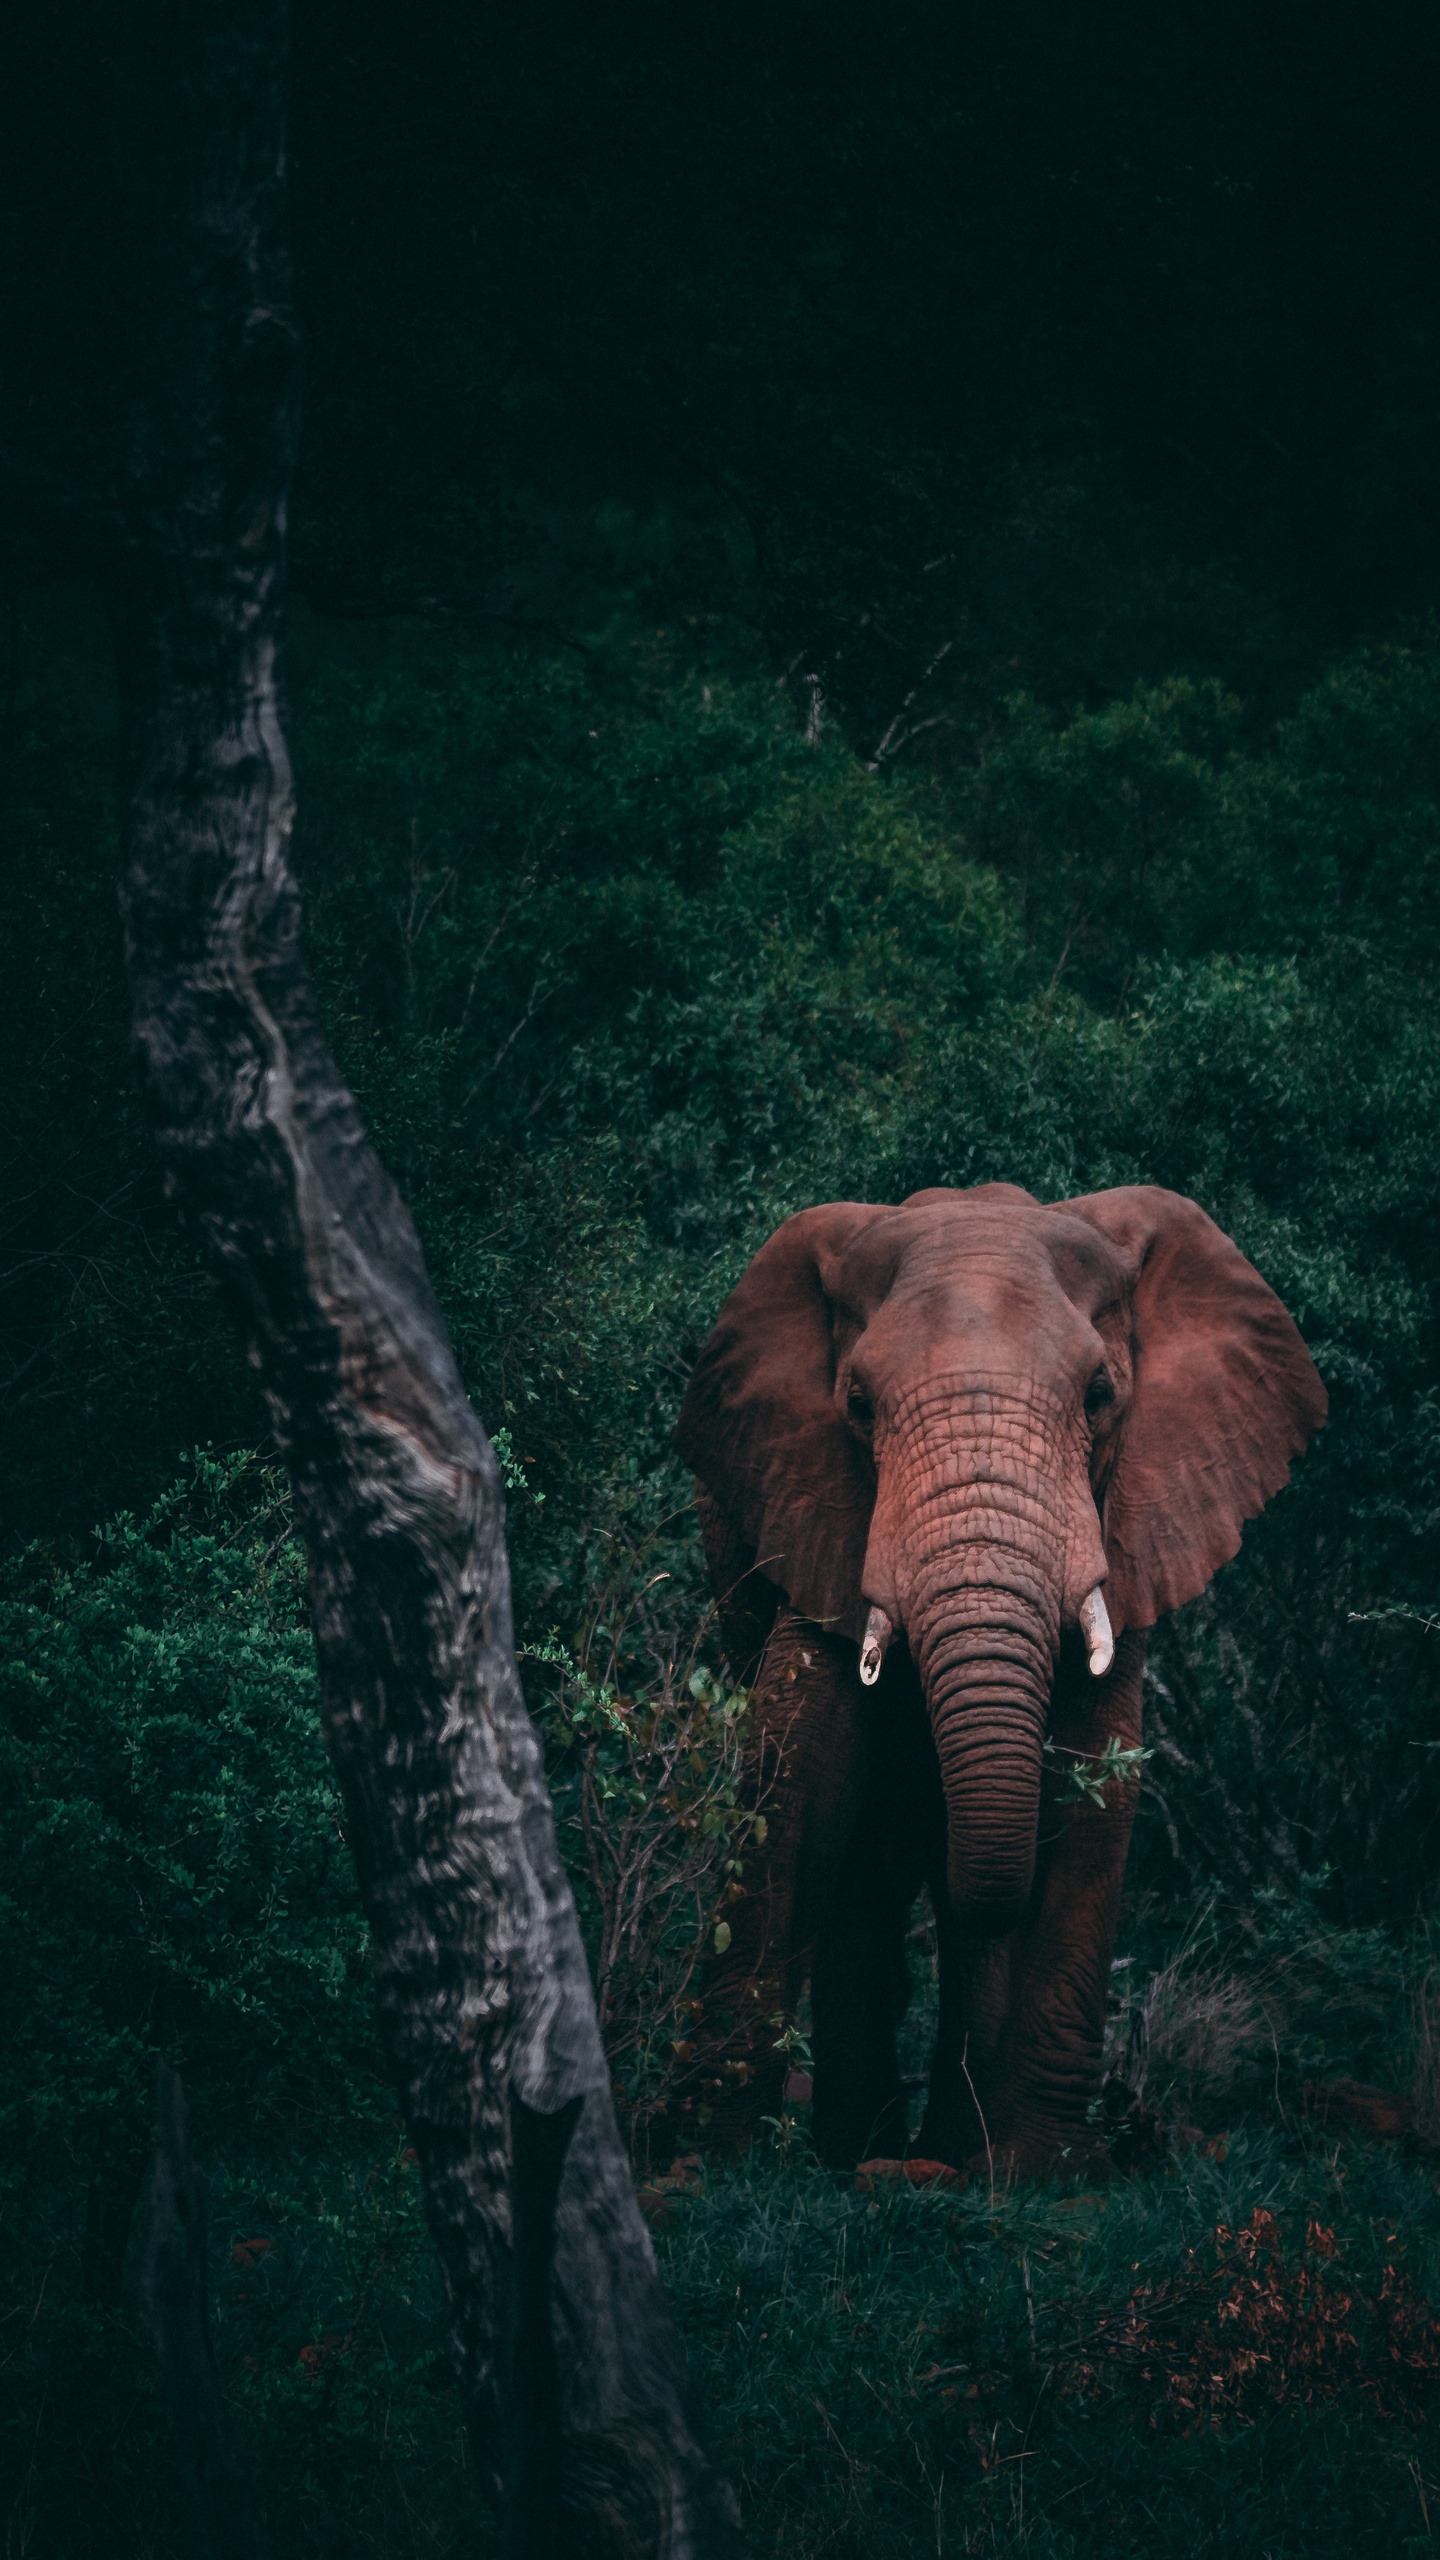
[108,7,737,2553]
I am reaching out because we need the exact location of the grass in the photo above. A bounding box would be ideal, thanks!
[7,1927,1440,2557]
[662,2132,1440,2558]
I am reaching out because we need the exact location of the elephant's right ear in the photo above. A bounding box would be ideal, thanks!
[674,1204,885,1639]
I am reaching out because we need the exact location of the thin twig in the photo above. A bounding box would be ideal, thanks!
[959,2034,995,2210]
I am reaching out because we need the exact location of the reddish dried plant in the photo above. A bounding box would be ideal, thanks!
[1060,2208,1440,2429]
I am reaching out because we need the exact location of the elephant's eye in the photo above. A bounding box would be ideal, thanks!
[847,1382,874,1429]
[1085,1365,1115,1420]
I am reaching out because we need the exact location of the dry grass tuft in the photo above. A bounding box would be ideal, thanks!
[1110,1907,1409,2134]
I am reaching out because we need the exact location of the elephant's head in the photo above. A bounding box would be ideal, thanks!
[676,1184,1326,1936]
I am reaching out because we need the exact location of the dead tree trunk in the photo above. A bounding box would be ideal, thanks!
[108,7,736,2553]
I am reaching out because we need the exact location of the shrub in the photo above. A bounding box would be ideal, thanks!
[519,1526,773,2162]
[0,1453,381,2263]
[6,601,1440,1933]
[1109,1903,1410,2133]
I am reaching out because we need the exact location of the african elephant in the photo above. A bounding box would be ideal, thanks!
[673,1183,1326,2178]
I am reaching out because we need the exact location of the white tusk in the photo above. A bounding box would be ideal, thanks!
[859,1605,893,1687]
[1079,1586,1114,1679]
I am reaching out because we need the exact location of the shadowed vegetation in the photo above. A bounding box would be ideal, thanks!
[4,0,1440,2544]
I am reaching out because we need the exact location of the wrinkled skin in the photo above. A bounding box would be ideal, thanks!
[674,1184,1326,2178]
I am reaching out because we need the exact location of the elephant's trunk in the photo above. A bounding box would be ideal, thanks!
[919,1607,1053,1934]
[885,1394,1066,1936]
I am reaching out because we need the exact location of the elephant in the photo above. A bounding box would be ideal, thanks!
[673,1182,1326,2179]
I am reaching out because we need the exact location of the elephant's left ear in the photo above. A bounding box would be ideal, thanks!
[1059,1186,1327,1630]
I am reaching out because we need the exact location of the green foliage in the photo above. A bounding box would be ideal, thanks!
[959,678,1243,996]
[9,2079,1440,2555]
[0,1453,380,2197]
[1110,1900,1422,2129]
[2,2132,469,2560]
[10,17,1440,2544]
[3,518,1440,2560]
[1246,632,1440,949]
[1043,1733,1152,1811]
[661,2130,1440,2559]
[520,1551,766,2155]
[4,598,1437,1918]
[0,597,260,1547]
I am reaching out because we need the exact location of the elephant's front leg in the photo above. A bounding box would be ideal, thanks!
[986,1629,1148,2177]
[914,1919,1010,2170]
[809,1812,913,2166]
[694,1610,870,2157]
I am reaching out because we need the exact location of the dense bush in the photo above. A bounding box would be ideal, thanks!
[0,1455,381,2292]
[4,601,1438,1932]
[1,588,1437,2560]
[520,1555,764,2158]
[10,2074,1440,2557]
[8,12,1440,2541]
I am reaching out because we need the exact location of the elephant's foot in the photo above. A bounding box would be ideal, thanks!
[963,2124,1113,2186]
[918,2080,1112,2183]
[911,2086,988,2175]
[812,2071,909,2172]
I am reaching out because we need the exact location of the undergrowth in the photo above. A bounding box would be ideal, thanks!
[664,2135,1440,2559]
[7,2111,1440,2557]
[6,1462,1440,2554]
[5,593,1440,2550]
[8,1879,1440,2557]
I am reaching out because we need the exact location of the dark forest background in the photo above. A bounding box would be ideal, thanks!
[3,5,1440,2554]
